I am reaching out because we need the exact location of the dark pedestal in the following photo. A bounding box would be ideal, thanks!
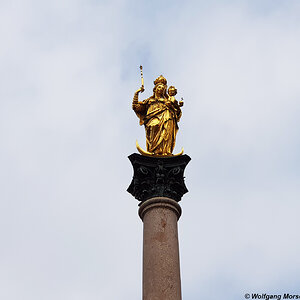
[127,153,191,204]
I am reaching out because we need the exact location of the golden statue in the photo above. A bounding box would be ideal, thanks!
[132,66,184,157]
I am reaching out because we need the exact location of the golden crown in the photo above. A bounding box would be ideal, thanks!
[154,75,167,86]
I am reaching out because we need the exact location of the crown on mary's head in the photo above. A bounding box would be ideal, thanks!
[154,75,167,86]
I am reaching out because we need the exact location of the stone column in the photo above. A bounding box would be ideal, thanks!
[127,153,190,300]
[139,197,182,300]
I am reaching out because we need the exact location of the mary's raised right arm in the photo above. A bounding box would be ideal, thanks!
[132,87,146,113]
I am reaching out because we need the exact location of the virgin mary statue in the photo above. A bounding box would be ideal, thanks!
[132,75,183,156]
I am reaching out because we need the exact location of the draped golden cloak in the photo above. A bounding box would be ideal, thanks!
[133,97,181,155]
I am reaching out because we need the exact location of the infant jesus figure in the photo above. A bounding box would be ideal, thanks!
[167,85,184,122]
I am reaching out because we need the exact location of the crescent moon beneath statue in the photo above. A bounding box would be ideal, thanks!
[136,140,184,157]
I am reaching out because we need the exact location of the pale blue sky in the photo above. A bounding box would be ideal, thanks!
[0,0,299,299]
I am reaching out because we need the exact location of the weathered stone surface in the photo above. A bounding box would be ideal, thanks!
[139,197,182,300]
[127,153,191,203]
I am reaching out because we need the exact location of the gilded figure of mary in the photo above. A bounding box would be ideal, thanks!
[132,75,183,156]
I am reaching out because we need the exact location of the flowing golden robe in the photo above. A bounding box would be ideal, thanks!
[133,97,182,155]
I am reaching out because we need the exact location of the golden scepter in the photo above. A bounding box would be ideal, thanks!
[140,65,144,92]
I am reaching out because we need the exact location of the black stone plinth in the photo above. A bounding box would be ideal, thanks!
[127,153,191,204]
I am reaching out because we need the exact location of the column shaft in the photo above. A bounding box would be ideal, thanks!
[139,197,182,300]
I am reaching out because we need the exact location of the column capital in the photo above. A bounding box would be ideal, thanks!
[127,153,191,204]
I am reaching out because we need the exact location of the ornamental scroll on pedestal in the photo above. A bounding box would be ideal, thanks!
[128,67,190,204]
